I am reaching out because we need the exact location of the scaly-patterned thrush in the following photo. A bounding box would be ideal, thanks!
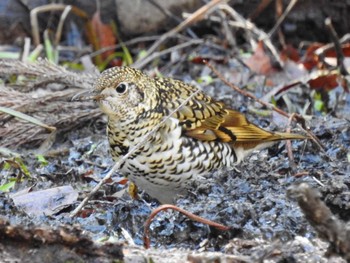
[94,66,306,203]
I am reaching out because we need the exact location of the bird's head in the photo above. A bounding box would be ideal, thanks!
[93,67,158,121]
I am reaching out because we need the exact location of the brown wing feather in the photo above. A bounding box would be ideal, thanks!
[158,77,306,147]
[184,107,278,143]
[179,101,306,146]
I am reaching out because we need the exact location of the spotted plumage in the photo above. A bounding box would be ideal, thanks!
[94,66,306,203]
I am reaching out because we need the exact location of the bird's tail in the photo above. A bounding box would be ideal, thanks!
[232,131,308,150]
[268,132,308,141]
[231,130,308,163]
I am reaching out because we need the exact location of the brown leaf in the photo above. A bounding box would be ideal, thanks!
[244,41,277,75]
[91,11,118,64]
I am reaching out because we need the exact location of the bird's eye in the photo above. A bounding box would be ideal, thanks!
[115,83,128,94]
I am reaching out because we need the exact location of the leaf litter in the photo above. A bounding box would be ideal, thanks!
[0,2,350,262]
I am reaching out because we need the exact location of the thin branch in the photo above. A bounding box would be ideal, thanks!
[206,62,288,118]
[267,0,299,38]
[132,0,226,68]
[87,35,160,59]
[146,0,198,38]
[286,113,297,173]
[85,34,199,62]
[218,3,283,68]
[133,39,203,69]
[324,18,349,76]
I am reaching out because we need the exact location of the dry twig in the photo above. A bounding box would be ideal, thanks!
[218,3,283,68]
[143,204,230,249]
[133,39,203,70]
[132,0,226,69]
[324,18,349,76]
[267,0,299,39]
[285,113,297,173]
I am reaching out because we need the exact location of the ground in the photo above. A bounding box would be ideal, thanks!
[0,1,350,262]
[1,62,349,261]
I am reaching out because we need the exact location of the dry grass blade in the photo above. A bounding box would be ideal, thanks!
[143,204,230,249]
[0,59,100,148]
[30,4,89,46]
[0,59,98,90]
[0,106,56,132]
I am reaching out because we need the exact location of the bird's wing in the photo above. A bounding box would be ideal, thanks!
[179,102,277,143]
[158,78,305,148]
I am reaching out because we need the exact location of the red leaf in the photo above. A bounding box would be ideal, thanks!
[280,45,300,62]
[322,43,350,58]
[91,11,117,62]
[308,73,348,92]
[299,43,350,71]
[299,43,323,70]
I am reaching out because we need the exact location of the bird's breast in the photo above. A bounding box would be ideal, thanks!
[115,118,233,168]
[107,117,238,202]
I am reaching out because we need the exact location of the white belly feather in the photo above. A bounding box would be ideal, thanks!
[118,117,236,203]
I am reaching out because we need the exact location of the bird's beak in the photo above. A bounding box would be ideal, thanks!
[92,94,107,102]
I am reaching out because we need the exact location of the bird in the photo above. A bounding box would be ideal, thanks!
[93,66,306,204]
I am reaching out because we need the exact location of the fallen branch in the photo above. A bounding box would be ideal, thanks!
[287,183,350,261]
[0,217,123,260]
